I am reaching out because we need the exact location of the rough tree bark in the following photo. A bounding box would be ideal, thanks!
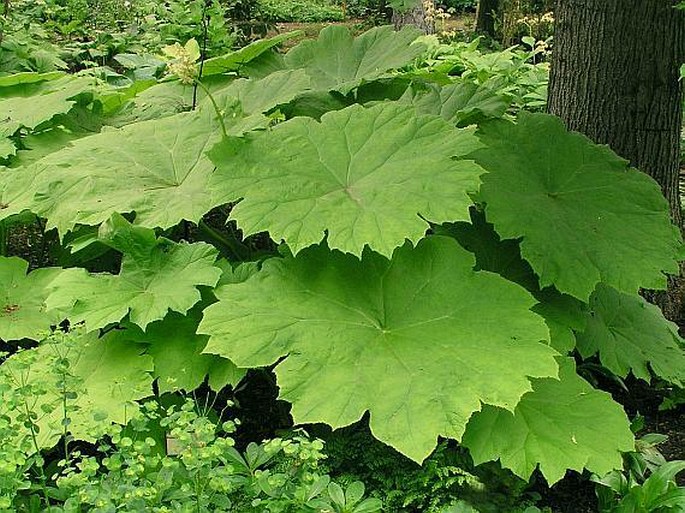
[475,0,499,37]
[392,0,434,34]
[548,0,685,319]
[549,0,684,226]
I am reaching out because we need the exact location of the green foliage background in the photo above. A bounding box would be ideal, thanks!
[0,3,684,511]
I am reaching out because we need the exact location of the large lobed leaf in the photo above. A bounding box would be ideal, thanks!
[400,79,511,127]
[283,25,425,93]
[201,31,303,77]
[0,75,96,132]
[136,309,245,393]
[474,113,681,301]
[15,108,222,233]
[4,71,310,234]
[209,102,484,257]
[462,358,634,484]
[199,236,557,462]
[46,215,222,331]
[575,284,685,386]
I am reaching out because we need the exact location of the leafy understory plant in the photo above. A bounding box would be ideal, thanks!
[1,365,371,513]
[592,419,685,513]
[0,24,683,504]
[440,502,545,513]
[308,482,382,513]
[54,398,349,512]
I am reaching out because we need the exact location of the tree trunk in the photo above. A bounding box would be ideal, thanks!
[475,0,499,37]
[549,0,684,226]
[548,0,685,319]
[392,1,434,34]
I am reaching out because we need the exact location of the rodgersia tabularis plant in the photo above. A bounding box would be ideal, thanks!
[0,23,683,498]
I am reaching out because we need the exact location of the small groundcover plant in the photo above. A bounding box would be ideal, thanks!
[0,333,380,512]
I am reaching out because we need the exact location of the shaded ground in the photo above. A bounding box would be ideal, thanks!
[616,377,685,485]
[649,409,685,480]
[439,13,477,33]
[535,473,598,513]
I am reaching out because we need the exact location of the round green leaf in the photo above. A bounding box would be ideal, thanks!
[46,215,222,331]
[401,79,510,127]
[575,284,685,386]
[138,310,245,393]
[11,73,310,236]
[199,236,557,462]
[474,113,681,301]
[209,102,484,257]
[0,75,95,131]
[462,358,634,484]
[284,25,425,93]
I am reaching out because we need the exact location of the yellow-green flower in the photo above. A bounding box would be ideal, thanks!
[162,39,201,85]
